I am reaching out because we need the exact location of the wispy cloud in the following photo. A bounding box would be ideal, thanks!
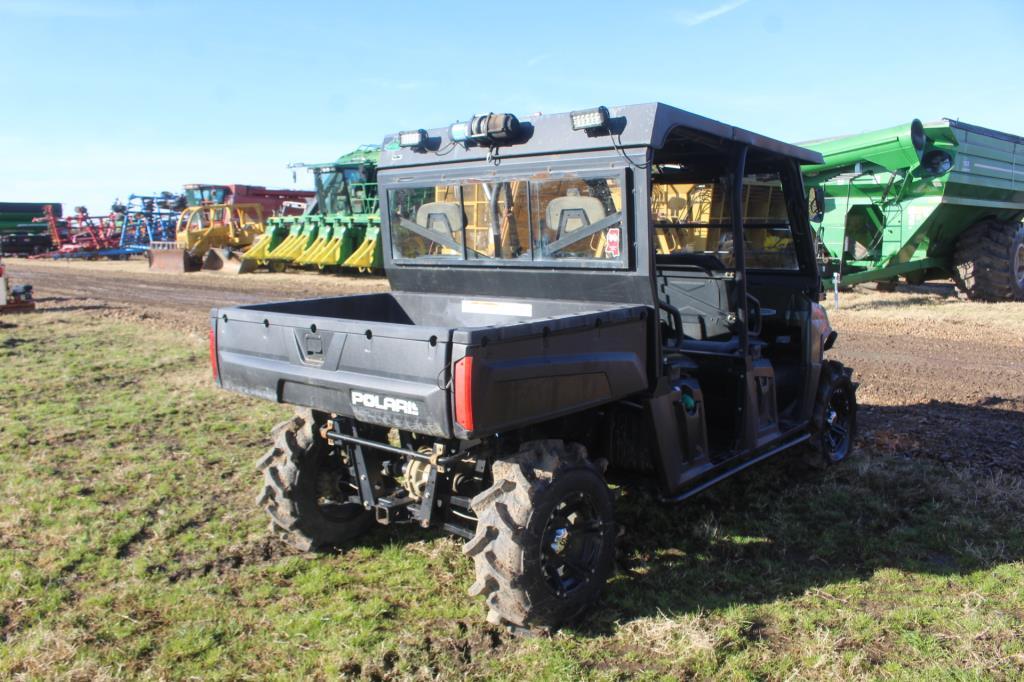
[675,0,751,27]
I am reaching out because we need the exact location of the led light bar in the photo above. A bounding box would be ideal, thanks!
[570,106,609,131]
[398,129,427,149]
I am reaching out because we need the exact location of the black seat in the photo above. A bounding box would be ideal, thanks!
[657,268,734,341]
[657,262,768,357]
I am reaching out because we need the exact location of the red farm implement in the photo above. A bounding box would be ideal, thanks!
[32,205,122,258]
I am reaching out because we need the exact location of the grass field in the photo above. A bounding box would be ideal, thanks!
[2,308,1023,680]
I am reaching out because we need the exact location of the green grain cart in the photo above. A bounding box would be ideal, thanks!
[0,202,61,256]
[802,119,1024,300]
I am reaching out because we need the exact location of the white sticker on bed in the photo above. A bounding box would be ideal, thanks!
[461,299,533,317]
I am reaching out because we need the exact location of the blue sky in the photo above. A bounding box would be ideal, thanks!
[1,0,1020,213]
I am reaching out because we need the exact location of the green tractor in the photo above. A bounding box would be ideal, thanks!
[244,146,382,272]
[802,119,1024,300]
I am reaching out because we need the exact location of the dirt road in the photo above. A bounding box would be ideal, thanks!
[7,259,388,328]
[7,259,1023,472]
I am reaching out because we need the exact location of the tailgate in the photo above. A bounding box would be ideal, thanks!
[212,303,452,437]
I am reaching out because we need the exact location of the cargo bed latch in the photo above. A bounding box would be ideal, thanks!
[302,332,324,364]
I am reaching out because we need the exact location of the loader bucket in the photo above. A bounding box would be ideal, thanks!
[203,247,255,274]
[148,247,201,273]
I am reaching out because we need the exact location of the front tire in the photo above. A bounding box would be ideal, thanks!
[256,409,373,551]
[953,220,1024,301]
[806,360,857,467]
[464,441,615,630]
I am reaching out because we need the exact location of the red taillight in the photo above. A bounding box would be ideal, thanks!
[209,328,219,382]
[453,356,474,432]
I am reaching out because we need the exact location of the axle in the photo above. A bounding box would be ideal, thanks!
[325,418,486,539]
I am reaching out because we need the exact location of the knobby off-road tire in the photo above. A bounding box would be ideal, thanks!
[256,409,373,551]
[464,440,616,630]
[953,220,1024,301]
[805,360,857,468]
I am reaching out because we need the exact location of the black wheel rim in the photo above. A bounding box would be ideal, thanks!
[825,383,853,461]
[540,490,606,597]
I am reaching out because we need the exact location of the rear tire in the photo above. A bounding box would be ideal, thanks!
[464,441,615,630]
[952,220,1024,301]
[256,409,373,551]
[805,360,857,468]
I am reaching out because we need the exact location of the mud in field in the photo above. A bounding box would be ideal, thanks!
[825,283,1023,473]
[7,260,1023,472]
[7,259,389,332]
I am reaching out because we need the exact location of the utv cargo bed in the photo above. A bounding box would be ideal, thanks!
[212,291,650,438]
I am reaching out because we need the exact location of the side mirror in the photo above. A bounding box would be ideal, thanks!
[808,186,825,223]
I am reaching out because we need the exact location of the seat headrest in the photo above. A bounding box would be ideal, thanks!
[546,194,606,235]
[415,202,464,234]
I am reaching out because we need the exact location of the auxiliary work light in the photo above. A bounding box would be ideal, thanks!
[398,129,427,149]
[570,106,609,132]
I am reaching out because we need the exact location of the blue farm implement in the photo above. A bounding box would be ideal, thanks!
[110,194,184,256]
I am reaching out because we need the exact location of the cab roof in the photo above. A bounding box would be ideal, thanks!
[378,102,823,170]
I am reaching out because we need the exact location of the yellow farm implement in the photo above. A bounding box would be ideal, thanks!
[148,203,265,273]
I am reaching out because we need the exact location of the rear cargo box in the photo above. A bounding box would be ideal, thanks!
[213,292,650,438]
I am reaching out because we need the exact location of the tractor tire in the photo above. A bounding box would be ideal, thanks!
[256,409,373,551]
[952,220,1024,301]
[805,360,857,468]
[464,440,615,630]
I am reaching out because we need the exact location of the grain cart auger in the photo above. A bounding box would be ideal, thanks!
[245,146,382,272]
[210,104,859,630]
[802,119,1024,300]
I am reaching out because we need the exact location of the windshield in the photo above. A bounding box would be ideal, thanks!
[652,171,799,270]
[387,172,627,268]
[185,187,228,206]
[314,166,375,215]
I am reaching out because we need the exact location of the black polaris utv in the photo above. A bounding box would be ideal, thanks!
[210,103,857,630]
